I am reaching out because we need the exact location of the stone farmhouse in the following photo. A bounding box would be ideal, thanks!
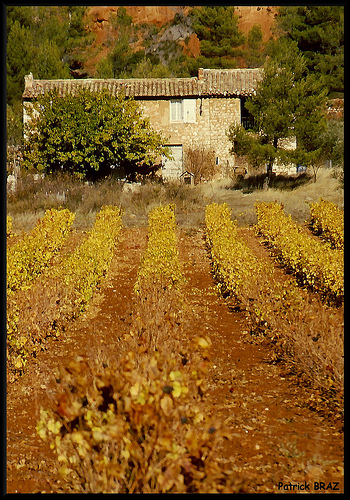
[23,68,266,181]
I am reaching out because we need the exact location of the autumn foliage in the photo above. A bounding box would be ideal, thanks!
[254,201,343,303]
[7,206,123,382]
[309,198,344,250]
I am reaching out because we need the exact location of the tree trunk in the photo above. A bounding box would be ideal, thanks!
[266,159,274,187]
[265,137,278,187]
[312,165,319,183]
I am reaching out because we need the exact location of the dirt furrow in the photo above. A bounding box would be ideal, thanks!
[6,227,148,493]
[178,227,343,493]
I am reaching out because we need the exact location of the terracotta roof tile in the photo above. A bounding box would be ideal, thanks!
[23,68,263,99]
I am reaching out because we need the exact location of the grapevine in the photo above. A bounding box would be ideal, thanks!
[7,206,123,380]
[58,205,123,312]
[205,202,272,308]
[205,202,343,402]
[309,198,344,250]
[7,215,14,237]
[7,208,75,293]
[34,204,238,493]
[134,204,184,293]
[254,202,343,303]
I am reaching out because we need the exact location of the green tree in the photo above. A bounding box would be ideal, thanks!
[63,6,94,72]
[6,19,33,106]
[7,6,92,105]
[96,6,145,79]
[189,6,245,68]
[131,58,173,79]
[228,39,328,182]
[276,6,344,97]
[23,89,170,181]
[7,6,94,145]
[34,39,71,80]
[7,102,23,146]
[114,6,133,28]
[289,75,339,182]
[96,29,145,79]
[246,25,264,68]
[324,118,344,185]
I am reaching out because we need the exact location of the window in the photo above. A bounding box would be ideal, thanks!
[240,97,255,130]
[170,100,183,122]
[170,99,196,123]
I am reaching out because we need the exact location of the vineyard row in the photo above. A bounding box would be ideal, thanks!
[134,203,184,293]
[255,201,343,303]
[36,204,225,493]
[309,198,344,250]
[7,206,123,379]
[205,202,343,406]
[6,203,343,492]
[7,208,75,293]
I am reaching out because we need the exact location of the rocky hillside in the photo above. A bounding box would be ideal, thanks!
[84,6,278,76]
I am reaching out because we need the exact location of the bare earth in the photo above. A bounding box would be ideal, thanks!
[6,226,344,493]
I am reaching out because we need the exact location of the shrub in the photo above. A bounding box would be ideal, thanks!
[184,147,219,184]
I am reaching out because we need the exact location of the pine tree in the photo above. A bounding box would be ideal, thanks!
[277,6,344,97]
[246,25,264,68]
[190,6,245,68]
[6,19,32,106]
[228,39,329,182]
[7,6,92,105]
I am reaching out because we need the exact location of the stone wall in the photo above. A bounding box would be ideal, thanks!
[139,96,241,176]
[23,101,39,141]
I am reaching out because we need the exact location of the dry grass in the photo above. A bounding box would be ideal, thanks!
[202,168,343,226]
[7,167,343,232]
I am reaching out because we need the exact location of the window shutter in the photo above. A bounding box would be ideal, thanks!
[183,99,196,123]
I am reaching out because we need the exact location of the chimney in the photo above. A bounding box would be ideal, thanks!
[24,73,33,90]
[198,68,204,81]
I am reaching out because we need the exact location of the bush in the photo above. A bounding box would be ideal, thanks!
[183,147,219,184]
